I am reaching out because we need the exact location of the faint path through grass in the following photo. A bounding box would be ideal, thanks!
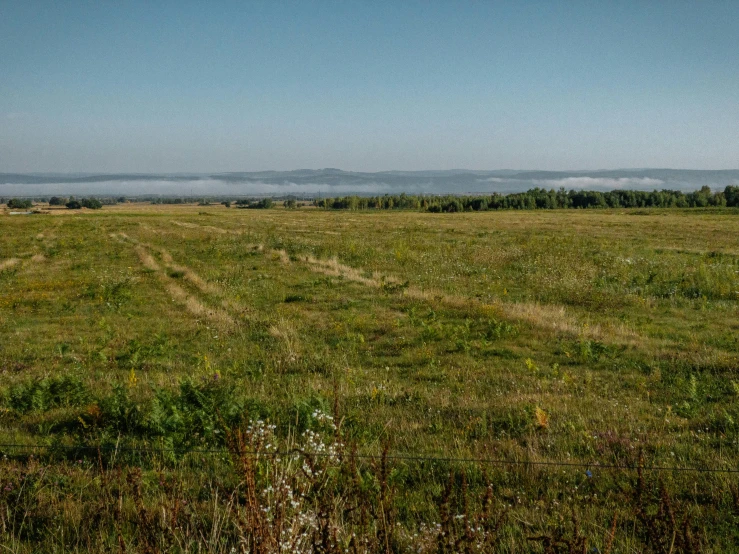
[169,219,641,347]
[112,232,238,329]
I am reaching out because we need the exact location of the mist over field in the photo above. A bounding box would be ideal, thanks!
[2,168,738,197]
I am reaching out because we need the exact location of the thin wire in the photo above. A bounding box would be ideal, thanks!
[0,443,737,474]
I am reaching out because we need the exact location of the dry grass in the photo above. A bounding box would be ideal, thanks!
[165,281,236,328]
[134,244,161,271]
[0,258,19,271]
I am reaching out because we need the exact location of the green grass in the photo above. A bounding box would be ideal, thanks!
[1,204,739,552]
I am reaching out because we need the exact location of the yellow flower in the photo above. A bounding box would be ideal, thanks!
[534,407,549,429]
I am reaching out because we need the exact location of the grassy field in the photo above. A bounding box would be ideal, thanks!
[1,204,739,552]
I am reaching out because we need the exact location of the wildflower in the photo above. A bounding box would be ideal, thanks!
[534,407,549,428]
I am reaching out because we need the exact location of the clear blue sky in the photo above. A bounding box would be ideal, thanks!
[1,1,737,172]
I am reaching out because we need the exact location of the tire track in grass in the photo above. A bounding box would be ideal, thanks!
[112,233,237,329]
[284,251,734,367]
[296,253,639,344]
[157,248,219,295]
[155,245,254,318]
[168,221,639,344]
[172,220,234,235]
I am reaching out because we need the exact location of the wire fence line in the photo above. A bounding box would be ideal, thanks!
[1,442,737,474]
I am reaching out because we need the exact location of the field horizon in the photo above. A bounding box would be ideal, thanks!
[2,203,739,552]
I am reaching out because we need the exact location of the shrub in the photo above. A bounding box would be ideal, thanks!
[66,197,102,209]
[7,198,33,209]
[81,197,102,209]
[236,198,274,209]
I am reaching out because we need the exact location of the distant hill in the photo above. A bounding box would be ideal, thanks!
[1,169,738,197]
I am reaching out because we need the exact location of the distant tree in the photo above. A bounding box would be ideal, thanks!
[66,197,82,209]
[285,198,298,209]
[117,196,127,203]
[222,201,231,208]
[688,186,713,208]
[81,197,103,209]
[49,196,67,206]
[724,186,739,207]
[7,198,33,209]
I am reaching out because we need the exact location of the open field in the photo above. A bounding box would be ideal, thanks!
[1,204,739,552]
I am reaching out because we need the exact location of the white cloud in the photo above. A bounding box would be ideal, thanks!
[532,177,664,190]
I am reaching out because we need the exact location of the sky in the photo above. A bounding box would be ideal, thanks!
[1,1,738,173]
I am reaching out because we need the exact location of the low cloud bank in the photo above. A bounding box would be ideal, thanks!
[2,169,737,197]
[532,177,664,189]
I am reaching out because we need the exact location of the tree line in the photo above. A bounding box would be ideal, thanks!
[5,196,103,210]
[315,186,739,212]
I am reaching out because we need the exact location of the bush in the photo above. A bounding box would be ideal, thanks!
[7,198,33,209]
[48,196,67,206]
[725,186,739,207]
[66,197,102,209]
[81,197,102,209]
[236,198,274,209]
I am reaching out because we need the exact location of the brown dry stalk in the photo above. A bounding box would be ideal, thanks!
[603,512,618,554]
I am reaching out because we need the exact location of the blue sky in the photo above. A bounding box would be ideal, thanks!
[1,1,737,172]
